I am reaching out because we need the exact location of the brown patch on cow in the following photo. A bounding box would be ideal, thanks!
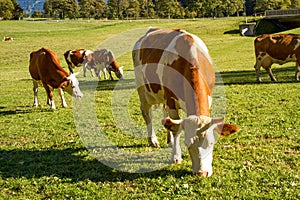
[29,48,69,88]
[218,123,238,136]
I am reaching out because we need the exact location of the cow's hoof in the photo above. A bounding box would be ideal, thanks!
[148,137,160,148]
[193,171,209,177]
[173,159,182,164]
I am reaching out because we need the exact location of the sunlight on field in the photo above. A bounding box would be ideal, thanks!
[0,18,299,199]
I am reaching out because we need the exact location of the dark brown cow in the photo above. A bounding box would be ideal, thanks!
[133,28,238,176]
[64,49,91,74]
[254,34,300,82]
[29,48,83,109]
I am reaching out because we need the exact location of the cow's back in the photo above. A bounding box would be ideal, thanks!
[133,28,215,116]
[29,48,68,87]
[254,34,300,60]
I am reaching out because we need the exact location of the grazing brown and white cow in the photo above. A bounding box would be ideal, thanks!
[64,49,91,74]
[254,34,300,82]
[29,48,83,109]
[83,49,124,80]
[133,28,238,176]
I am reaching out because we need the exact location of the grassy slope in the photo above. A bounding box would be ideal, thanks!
[0,18,299,199]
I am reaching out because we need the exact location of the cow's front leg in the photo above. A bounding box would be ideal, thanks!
[295,62,300,81]
[58,88,67,107]
[90,69,94,77]
[141,103,159,147]
[32,79,39,107]
[43,83,55,109]
[103,68,108,80]
[172,131,182,164]
[107,67,114,80]
[169,109,182,164]
[83,64,87,77]
[254,61,262,82]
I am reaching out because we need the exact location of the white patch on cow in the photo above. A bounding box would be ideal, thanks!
[85,50,93,56]
[65,74,83,98]
[208,95,212,108]
[294,39,300,51]
[259,52,296,65]
[190,33,213,64]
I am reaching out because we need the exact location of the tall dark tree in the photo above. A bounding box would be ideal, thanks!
[11,0,24,19]
[0,0,15,19]
[44,0,79,19]
[107,0,129,19]
[155,0,184,18]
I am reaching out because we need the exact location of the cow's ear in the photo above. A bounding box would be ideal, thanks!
[215,123,238,136]
[161,117,182,132]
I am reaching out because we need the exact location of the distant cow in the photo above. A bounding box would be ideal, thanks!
[64,49,90,74]
[83,49,124,80]
[3,37,14,41]
[254,34,300,82]
[133,28,238,176]
[29,48,83,109]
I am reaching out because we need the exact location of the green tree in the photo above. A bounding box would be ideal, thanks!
[255,0,291,13]
[155,0,184,18]
[0,0,14,19]
[291,0,300,8]
[185,0,204,18]
[11,0,24,19]
[125,0,140,19]
[44,0,79,19]
[107,0,129,19]
[94,0,109,19]
[221,0,244,16]
[79,0,95,19]
[139,0,154,18]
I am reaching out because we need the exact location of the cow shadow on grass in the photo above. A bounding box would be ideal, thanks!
[0,106,53,116]
[80,66,297,91]
[79,79,136,91]
[0,148,190,182]
[218,66,298,85]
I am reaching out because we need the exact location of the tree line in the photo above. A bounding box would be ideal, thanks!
[1,0,299,20]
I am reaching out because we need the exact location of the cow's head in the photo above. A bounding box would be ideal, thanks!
[61,73,83,98]
[162,115,238,177]
[115,66,124,80]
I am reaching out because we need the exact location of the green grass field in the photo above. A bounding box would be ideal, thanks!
[0,18,299,199]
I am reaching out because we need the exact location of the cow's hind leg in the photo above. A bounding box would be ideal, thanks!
[32,79,39,107]
[254,60,263,83]
[262,58,276,82]
[43,83,56,109]
[265,67,277,82]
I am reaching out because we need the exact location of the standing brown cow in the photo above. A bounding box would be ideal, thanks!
[254,34,300,82]
[29,48,83,109]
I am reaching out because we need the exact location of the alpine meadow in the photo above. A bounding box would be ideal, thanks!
[0,18,299,199]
